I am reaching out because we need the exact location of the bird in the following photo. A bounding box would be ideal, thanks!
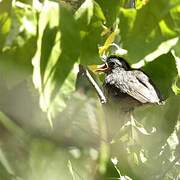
[96,55,163,112]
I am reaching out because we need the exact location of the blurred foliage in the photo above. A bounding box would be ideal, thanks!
[0,0,179,180]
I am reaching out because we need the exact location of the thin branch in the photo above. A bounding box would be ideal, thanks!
[79,65,107,104]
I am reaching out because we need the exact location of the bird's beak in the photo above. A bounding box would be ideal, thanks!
[95,62,110,73]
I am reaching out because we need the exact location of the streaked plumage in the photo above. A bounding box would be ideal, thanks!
[98,55,163,111]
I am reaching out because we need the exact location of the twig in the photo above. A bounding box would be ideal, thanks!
[79,65,107,104]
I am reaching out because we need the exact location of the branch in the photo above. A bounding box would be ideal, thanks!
[78,65,107,104]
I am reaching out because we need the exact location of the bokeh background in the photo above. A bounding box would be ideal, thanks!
[0,0,179,179]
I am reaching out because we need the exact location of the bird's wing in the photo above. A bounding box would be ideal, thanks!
[107,70,161,104]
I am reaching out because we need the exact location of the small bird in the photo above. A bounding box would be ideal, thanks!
[96,55,163,111]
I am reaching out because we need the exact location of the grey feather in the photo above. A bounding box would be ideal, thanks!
[105,68,161,104]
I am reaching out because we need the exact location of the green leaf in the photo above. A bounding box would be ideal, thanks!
[0,1,37,88]
[75,0,105,65]
[136,0,147,9]
[172,43,180,77]
[142,37,179,63]
[143,53,177,98]
[172,76,180,95]
[33,2,80,124]
[119,0,180,63]
[96,0,127,26]
[172,83,180,95]
[75,0,94,27]
[173,38,180,57]
[28,139,96,180]
[133,95,180,178]
[0,0,11,50]
[94,1,106,21]
[0,0,37,51]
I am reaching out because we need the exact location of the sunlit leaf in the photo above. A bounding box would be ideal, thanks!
[33,2,80,125]
[119,0,180,63]
[96,0,126,26]
[136,0,149,9]
[0,0,179,179]
[172,40,180,77]
[75,0,104,65]
[0,0,37,88]
[75,0,94,26]
[94,1,105,21]
[172,76,180,95]
[167,129,179,150]
[0,0,11,50]
[132,119,154,136]
[173,38,180,57]
[143,37,179,62]
[99,31,117,56]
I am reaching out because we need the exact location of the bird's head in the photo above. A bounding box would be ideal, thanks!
[96,55,131,73]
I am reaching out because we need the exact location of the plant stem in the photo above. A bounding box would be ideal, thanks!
[79,65,107,104]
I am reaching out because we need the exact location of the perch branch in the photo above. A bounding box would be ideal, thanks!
[79,65,107,104]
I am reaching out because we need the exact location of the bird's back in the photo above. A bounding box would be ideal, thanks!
[104,68,162,109]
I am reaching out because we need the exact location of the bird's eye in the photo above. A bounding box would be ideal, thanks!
[108,61,115,67]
